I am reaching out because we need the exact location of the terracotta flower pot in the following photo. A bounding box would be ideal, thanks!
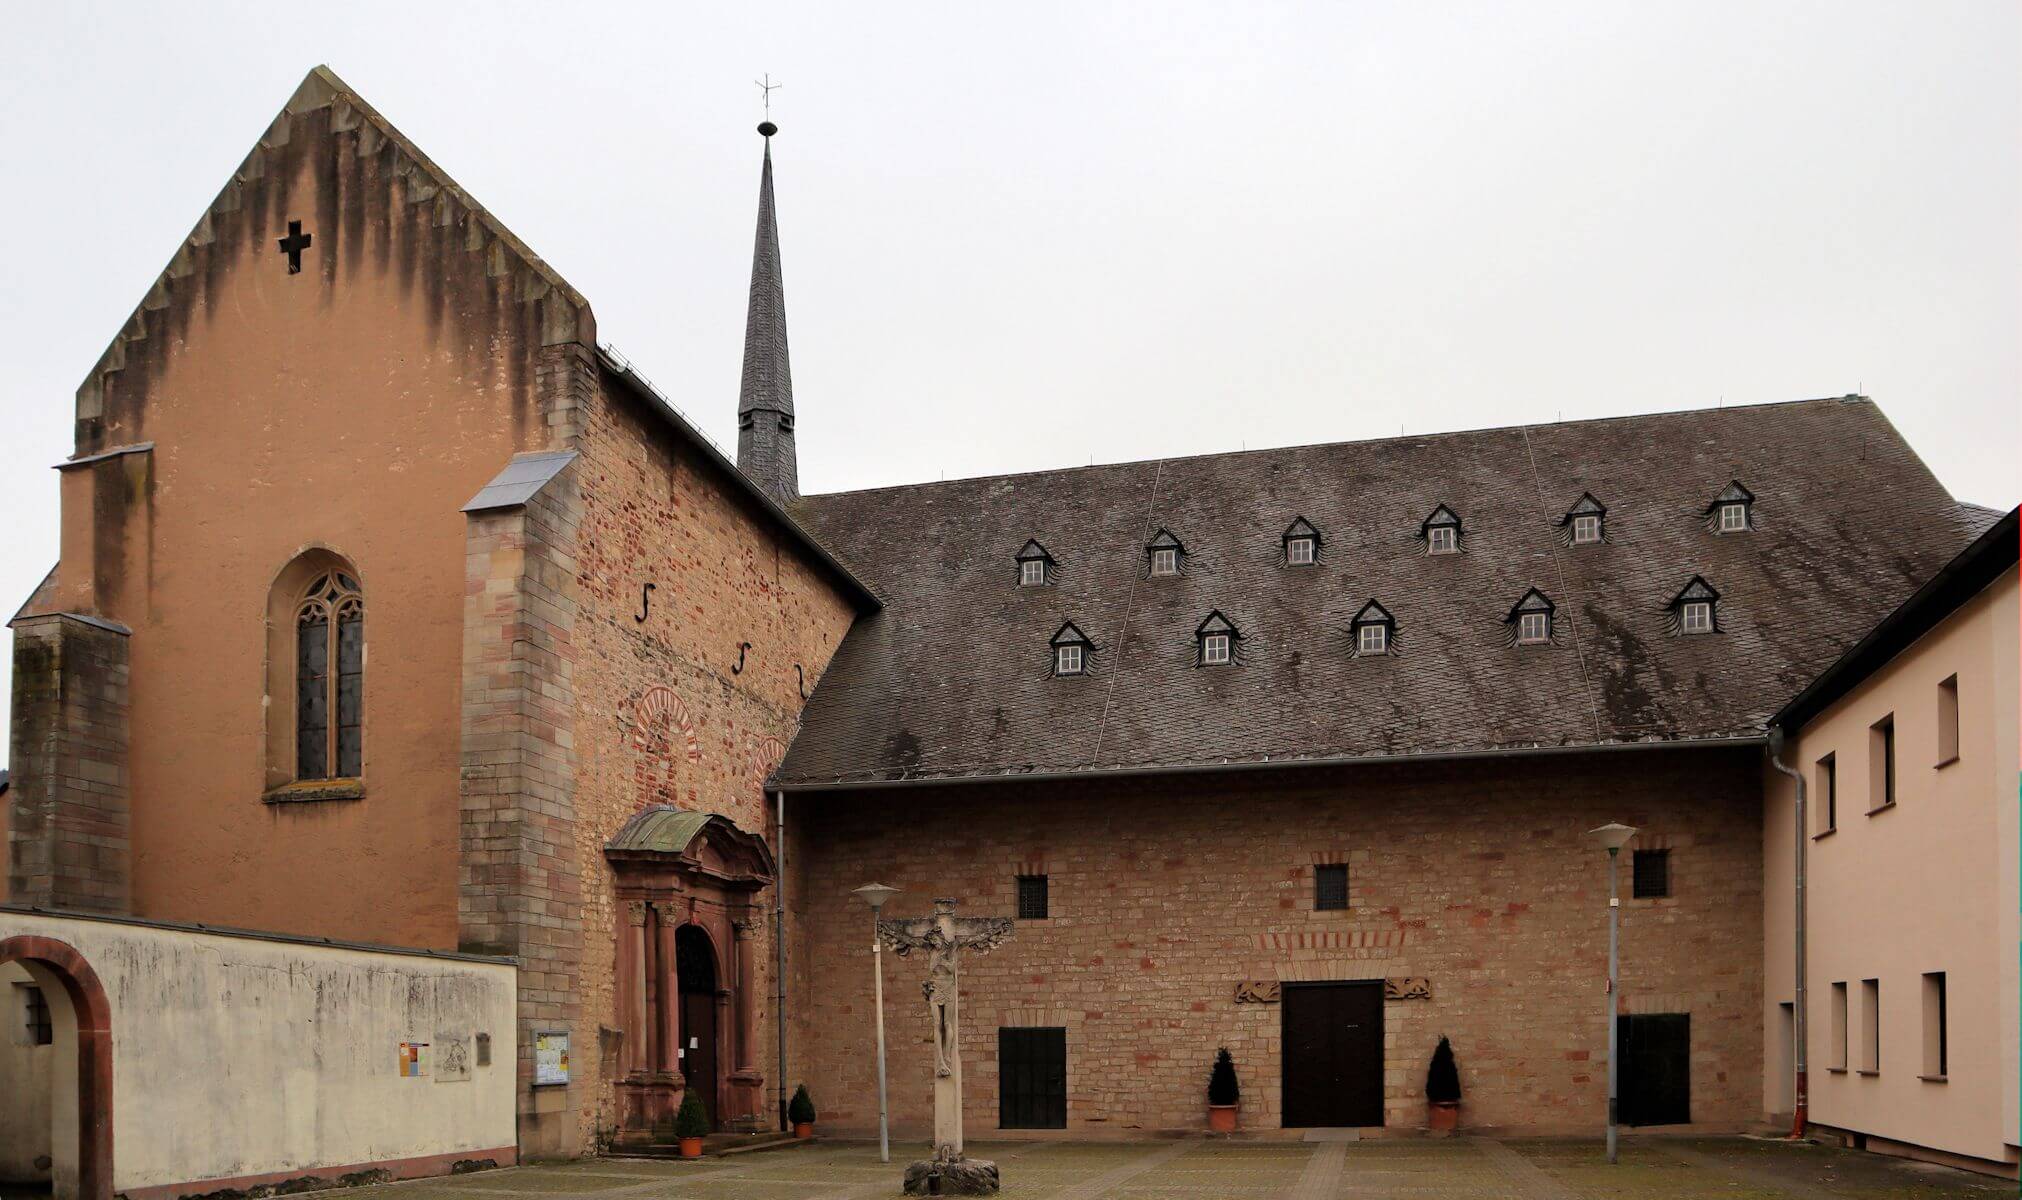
[1428,1101,1460,1133]
[678,1136,704,1159]
[793,1122,814,1139]
[1208,1103,1239,1133]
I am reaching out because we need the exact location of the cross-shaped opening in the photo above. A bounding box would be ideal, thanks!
[277,220,313,274]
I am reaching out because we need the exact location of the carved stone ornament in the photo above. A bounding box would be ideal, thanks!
[626,901,647,927]
[1233,980,1282,1004]
[1385,977,1432,1000]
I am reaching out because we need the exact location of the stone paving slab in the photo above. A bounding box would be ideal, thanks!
[342,1137,2008,1200]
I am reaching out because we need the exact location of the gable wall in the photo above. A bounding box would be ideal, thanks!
[46,98,572,948]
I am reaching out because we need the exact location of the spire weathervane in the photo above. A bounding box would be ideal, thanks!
[755,73,781,135]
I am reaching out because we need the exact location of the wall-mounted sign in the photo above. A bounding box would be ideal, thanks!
[398,1042,430,1077]
[534,1030,570,1086]
[435,1033,472,1082]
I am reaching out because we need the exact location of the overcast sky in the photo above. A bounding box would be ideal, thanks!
[2,1,2016,765]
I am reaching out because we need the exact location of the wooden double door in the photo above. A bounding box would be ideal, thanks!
[1281,981,1384,1127]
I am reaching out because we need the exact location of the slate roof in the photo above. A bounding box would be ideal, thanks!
[775,396,1998,788]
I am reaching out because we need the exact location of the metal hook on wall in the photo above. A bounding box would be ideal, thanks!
[732,642,752,674]
[634,582,655,623]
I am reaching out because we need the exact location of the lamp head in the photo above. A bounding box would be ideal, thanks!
[852,883,900,912]
[1588,822,1638,852]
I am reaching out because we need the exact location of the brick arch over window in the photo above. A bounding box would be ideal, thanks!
[0,935,114,1200]
[264,548,366,792]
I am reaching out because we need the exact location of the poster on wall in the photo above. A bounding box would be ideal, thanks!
[435,1032,472,1082]
[535,1030,570,1086]
[398,1042,430,1078]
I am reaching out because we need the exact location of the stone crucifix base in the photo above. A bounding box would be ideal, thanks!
[903,1146,1000,1196]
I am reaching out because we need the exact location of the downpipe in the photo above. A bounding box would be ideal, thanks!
[774,788,789,1132]
[1766,726,1808,1139]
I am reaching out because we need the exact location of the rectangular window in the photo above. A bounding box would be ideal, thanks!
[1816,754,1836,833]
[296,611,330,780]
[1572,514,1602,544]
[336,607,363,777]
[1860,978,1880,1073]
[22,985,51,1046]
[1314,864,1348,911]
[1202,633,1231,665]
[1518,611,1550,644]
[1936,675,1959,765]
[1830,982,1848,1070]
[1019,559,1045,586]
[1870,716,1895,811]
[1428,526,1458,555]
[1357,624,1387,655]
[1921,972,1947,1078]
[1286,537,1315,565]
[1632,849,1670,898]
[1055,645,1083,676]
[1680,601,1712,634]
[1150,548,1178,576]
[1016,874,1049,920]
[1718,502,1748,532]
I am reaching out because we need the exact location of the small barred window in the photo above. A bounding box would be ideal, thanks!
[1315,864,1349,911]
[1017,874,1049,920]
[1632,849,1670,899]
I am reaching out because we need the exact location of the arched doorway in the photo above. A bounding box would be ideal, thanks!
[0,936,113,1200]
[675,925,720,1130]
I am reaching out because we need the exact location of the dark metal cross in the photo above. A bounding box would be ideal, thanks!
[754,73,781,120]
[277,220,312,274]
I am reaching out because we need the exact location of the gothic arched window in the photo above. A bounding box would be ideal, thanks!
[295,571,363,779]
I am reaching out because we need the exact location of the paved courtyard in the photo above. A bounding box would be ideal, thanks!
[359,1137,2011,1200]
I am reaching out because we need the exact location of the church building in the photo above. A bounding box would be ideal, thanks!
[4,67,2010,1182]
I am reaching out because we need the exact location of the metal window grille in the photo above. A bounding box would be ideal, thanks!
[1286,537,1315,565]
[24,986,52,1046]
[1632,849,1670,899]
[1314,864,1349,910]
[1017,875,1049,920]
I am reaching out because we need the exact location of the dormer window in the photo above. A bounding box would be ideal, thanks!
[1422,505,1463,555]
[1351,600,1394,656]
[1562,493,1607,545]
[1668,576,1721,635]
[1282,517,1322,567]
[1015,540,1055,587]
[1146,528,1185,577]
[1508,589,1555,645]
[1195,611,1240,666]
[1050,621,1093,675]
[1707,481,1754,534]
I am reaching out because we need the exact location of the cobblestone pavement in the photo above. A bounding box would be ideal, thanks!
[357,1137,2012,1200]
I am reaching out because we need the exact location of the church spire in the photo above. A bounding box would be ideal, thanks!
[736,119,799,505]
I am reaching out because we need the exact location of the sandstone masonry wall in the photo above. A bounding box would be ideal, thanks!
[794,748,1763,1136]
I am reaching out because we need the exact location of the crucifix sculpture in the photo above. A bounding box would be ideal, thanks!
[879,898,1014,1195]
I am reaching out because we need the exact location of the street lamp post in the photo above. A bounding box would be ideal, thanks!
[853,883,900,1163]
[1588,822,1637,1165]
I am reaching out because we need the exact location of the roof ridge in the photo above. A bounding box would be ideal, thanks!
[801,394,1879,502]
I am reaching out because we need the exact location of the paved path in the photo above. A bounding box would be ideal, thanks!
[345,1135,2007,1200]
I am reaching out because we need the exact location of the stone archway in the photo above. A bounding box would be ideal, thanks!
[605,808,773,1135]
[0,935,113,1200]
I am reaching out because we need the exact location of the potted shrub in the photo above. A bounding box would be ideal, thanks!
[1426,1036,1462,1133]
[1206,1046,1241,1132]
[788,1083,817,1139]
[674,1088,710,1158]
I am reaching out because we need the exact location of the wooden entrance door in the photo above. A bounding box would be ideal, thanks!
[998,1027,1067,1129]
[676,925,720,1130]
[1618,1013,1691,1126]
[1281,981,1384,1127]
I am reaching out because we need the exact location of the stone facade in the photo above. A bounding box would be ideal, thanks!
[5,615,131,912]
[792,748,1763,1136]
